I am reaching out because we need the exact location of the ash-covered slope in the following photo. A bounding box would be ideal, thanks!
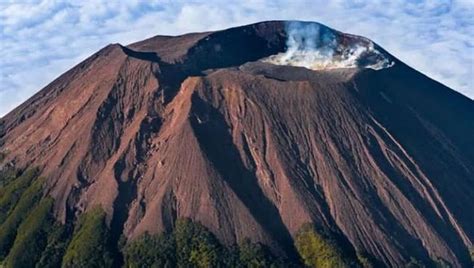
[1,21,473,267]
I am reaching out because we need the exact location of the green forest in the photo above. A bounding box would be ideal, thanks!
[0,167,442,268]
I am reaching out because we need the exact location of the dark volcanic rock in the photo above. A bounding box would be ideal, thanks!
[1,21,473,267]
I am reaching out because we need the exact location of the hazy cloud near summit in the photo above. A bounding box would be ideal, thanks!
[1,0,473,116]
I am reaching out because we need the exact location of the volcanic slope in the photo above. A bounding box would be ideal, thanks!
[1,21,473,267]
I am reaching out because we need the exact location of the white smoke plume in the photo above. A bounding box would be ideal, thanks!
[263,21,394,70]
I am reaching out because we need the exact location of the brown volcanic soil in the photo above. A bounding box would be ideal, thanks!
[1,21,473,266]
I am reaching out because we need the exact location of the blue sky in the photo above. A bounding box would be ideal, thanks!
[1,0,473,116]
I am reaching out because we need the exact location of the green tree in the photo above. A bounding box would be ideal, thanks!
[124,232,176,268]
[175,219,221,268]
[0,173,43,259]
[238,238,281,268]
[0,168,38,224]
[294,225,349,268]
[433,257,451,268]
[62,207,113,268]
[36,223,71,268]
[0,166,18,188]
[4,198,53,268]
[405,257,425,268]
[0,151,6,163]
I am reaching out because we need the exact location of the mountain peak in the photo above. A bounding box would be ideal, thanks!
[126,20,393,72]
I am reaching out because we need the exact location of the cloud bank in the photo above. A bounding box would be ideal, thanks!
[1,0,473,116]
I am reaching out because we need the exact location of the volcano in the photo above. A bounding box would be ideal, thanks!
[0,21,473,267]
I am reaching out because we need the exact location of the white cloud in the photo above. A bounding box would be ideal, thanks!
[0,0,473,116]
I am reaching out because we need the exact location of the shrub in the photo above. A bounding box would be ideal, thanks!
[0,168,38,224]
[4,198,53,268]
[0,174,43,259]
[357,251,375,268]
[238,238,281,267]
[124,232,176,268]
[0,168,72,267]
[175,218,222,268]
[123,221,290,268]
[294,224,349,268]
[0,151,6,163]
[0,167,17,188]
[36,223,71,268]
[433,257,451,268]
[62,207,113,268]
[405,257,425,268]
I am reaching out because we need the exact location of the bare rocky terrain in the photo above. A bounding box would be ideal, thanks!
[1,21,473,267]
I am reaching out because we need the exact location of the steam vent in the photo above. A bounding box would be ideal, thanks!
[0,21,473,268]
[263,21,394,70]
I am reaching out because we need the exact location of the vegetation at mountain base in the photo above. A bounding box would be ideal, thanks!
[123,219,286,268]
[36,223,71,268]
[0,168,465,268]
[4,198,53,268]
[0,168,17,189]
[356,251,375,268]
[125,221,369,268]
[0,168,38,224]
[124,232,177,268]
[405,257,425,268]
[0,154,16,187]
[433,257,452,268]
[62,207,114,268]
[0,168,43,259]
[0,169,290,268]
[404,256,455,268]
[294,224,354,268]
[0,168,70,268]
[0,151,6,163]
[237,238,285,267]
[174,218,222,267]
